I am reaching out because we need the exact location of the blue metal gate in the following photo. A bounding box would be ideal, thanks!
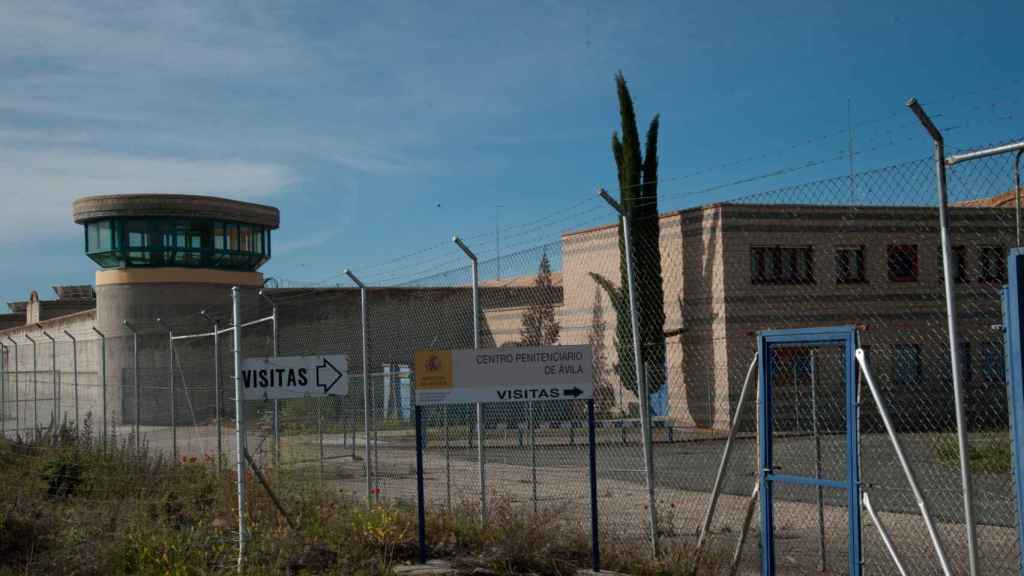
[758,326,861,576]
[1003,248,1024,575]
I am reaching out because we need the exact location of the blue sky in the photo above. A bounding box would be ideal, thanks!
[1,0,1022,304]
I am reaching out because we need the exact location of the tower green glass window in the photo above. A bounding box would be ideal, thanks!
[83,217,271,270]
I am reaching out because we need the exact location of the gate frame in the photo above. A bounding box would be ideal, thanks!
[758,325,861,576]
[1003,247,1024,575]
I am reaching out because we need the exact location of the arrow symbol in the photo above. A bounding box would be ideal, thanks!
[316,358,343,394]
[563,387,583,398]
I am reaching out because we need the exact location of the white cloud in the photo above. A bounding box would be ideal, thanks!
[274,228,340,255]
[0,148,294,243]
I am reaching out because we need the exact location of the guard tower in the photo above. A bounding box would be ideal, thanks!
[72,194,280,424]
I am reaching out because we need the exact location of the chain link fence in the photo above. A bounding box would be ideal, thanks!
[2,141,1024,574]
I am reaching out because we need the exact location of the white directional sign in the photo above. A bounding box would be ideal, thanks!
[414,345,592,405]
[240,354,349,401]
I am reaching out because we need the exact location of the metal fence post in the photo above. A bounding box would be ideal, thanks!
[344,270,373,505]
[1,343,6,438]
[92,327,106,445]
[122,320,140,449]
[7,337,19,437]
[908,98,977,576]
[231,286,247,572]
[39,330,56,430]
[529,400,537,514]
[810,350,826,572]
[598,188,658,557]
[63,331,79,433]
[1015,149,1023,247]
[156,318,176,461]
[25,334,37,435]
[202,312,223,470]
[258,290,280,466]
[454,236,485,524]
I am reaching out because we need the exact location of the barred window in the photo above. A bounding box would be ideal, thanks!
[887,244,918,283]
[835,245,866,284]
[751,246,814,285]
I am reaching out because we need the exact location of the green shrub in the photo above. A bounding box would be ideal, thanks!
[41,450,83,498]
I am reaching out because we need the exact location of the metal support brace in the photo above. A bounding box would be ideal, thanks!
[697,354,757,552]
[856,348,951,576]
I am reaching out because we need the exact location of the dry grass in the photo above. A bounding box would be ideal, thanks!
[0,420,721,575]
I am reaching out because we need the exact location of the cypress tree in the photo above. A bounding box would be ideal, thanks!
[519,253,560,346]
[589,72,666,402]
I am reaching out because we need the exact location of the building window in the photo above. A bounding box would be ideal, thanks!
[979,245,1007,284]
[83,217,271,271]
[887,244,918,283]
[751,246,814,285]
[938,245,968,284]
[893,344,922,386]
[980,342,1005,383]
[835,246,866,284]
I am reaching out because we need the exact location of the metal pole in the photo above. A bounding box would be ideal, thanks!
[1015,149,1022,248]
[453,236,486,524]
[856,348,952,576]
[862,492,909,576]
[529,400,537,514]
[39,330,56,430]
[231,286,247,572]
[697,354,757,551]
[946,140,1024,165]
[25,334,37,434]
[1,343,6,438]
[156,318,175,461]
[318,398,324,488]
[811,351,826,572]
[64,331,79,433]
[598,188,658,557]
[907,98,977,576]
[259,290,280,466]
[92,328,106,445]
[444,404,451,509]
[5,337,18,437]
[415,404,427,564]
[344,270,373,506]
[587,398,600,573]
[122,320,140,449]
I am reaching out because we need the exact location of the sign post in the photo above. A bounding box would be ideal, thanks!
[411,345,598,570]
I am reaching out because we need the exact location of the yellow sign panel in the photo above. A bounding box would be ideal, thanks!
[414,350,453,389]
